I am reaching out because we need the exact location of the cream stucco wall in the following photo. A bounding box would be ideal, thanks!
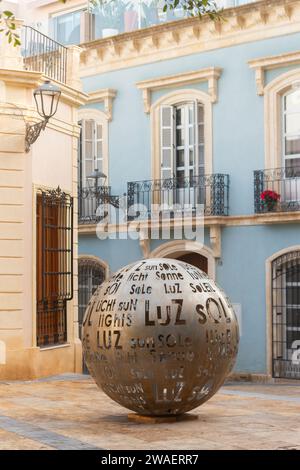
[0,25,87,379]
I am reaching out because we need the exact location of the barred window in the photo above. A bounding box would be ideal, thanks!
[36,187,73,347]
[78,258,106,338]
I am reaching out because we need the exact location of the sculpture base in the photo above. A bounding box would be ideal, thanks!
[127,413,198,424]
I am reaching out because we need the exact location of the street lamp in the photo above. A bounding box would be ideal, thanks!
[25,80,61,153]
[86,169,120,208]
[87,169,107,190]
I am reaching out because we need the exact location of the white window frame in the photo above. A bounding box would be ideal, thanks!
[263,69,300,169]
[151,89,212,181]
[282,89,300,171]
[78,108,109,187]
[51,4,86,44]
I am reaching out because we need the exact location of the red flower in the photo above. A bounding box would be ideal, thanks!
[260,189,280,202]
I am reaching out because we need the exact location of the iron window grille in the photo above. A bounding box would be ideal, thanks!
[36,187,73,347]
[78,258,106,373]
[272,251,300,379]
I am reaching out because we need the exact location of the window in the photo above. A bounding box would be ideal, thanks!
[52,10,82,45]
[78,257,106,373]
[283,89,300,177]
[79,119,104,187]
[78,258,106,338]
[36,188,73,347]
[160,101,205,180]
[272,251,300,379]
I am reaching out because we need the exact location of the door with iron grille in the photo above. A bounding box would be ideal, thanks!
[78,258,106,373]
[272,251,300,379]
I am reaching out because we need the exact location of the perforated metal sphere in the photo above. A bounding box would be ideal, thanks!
[82,258,239,416]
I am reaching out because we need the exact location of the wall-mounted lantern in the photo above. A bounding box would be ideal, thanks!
[25,80,61,153]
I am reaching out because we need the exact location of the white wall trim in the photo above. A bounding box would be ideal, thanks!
[149,239,215,279]
[86,89,117,121]
[137,67,222,113]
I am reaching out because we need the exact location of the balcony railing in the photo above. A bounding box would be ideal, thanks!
[78,186,111,224]
[127,174,229,219]
[21,25,68,84]
[254,167,300,213]
[88,0,257,40]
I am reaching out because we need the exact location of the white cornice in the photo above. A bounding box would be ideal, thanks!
[78,210,300,235]
[0,69,88,107]
[87,88,117,120]
[79,0,300,76]
[137,67,222,113]
[249,50,300,95]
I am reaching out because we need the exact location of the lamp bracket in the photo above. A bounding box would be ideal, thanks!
[25,119,48,153]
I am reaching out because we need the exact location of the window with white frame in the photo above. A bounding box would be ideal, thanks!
[283,89,300,177]
[52,9,82,45]
[79,119,104,187]
[160,101,205,181]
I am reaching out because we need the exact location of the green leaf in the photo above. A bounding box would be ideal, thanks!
[3,11,14,18]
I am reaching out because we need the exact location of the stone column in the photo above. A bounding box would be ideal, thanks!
[66,45,83,91]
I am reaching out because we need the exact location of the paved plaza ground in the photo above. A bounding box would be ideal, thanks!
[0,374,299,450]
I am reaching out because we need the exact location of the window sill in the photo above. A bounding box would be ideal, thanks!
[39,343,70,351]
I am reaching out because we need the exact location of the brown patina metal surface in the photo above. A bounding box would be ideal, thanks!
[82,258,239,416]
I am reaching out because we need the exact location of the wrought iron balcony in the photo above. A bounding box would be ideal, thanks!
[127,174,229,220]
[21,26,68,84]
[254,167,300,213]
[78,186,120,224]
[78,186,110,224]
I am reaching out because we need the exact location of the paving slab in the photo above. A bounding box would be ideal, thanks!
[0,375,299,450]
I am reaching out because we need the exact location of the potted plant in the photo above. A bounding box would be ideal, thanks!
[260,189,281,212]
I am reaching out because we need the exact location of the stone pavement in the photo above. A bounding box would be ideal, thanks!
[0,374,299,450]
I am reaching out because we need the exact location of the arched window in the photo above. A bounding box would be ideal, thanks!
[272,250,300,379]
[78,257,107,338]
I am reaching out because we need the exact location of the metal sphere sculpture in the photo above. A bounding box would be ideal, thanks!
[82,258,239,416]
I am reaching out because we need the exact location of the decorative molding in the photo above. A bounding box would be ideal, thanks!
[78,210,300,236]
[210,225,221,258]
[0,69,88,107]
[86,88,117,121]
[80,0,300,76]
[149,240,216,280]
[139,230,150,258]
[249,50,300,95]
[137,67,222,113]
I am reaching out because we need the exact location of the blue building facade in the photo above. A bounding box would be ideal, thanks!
[76,0,300,380]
